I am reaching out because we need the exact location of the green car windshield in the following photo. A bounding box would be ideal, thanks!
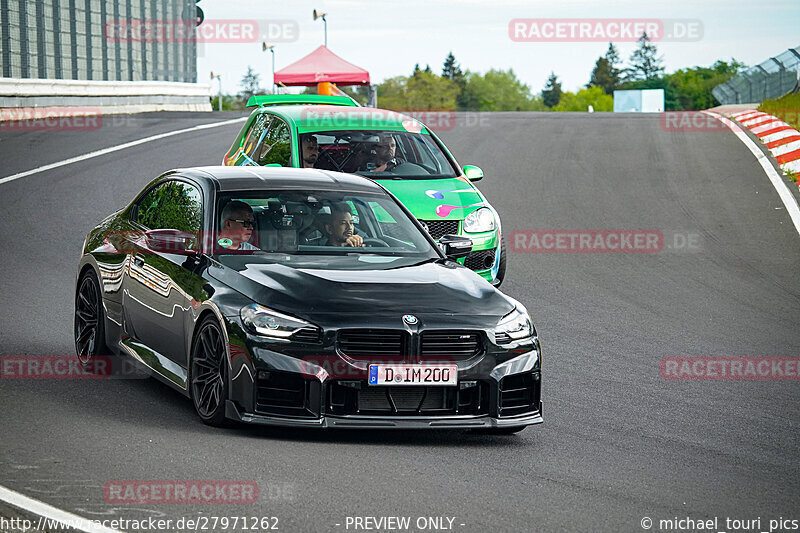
[213,190,440,271]
[301,130,458,179]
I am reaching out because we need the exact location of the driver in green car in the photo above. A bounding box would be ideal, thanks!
[370,133,400,172]
[366,133,426,175]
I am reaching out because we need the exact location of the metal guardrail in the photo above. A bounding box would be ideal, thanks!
[712,46,800,104]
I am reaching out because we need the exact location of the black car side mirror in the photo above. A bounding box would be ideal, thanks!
[144,229,199,256]
[439,234,472,259]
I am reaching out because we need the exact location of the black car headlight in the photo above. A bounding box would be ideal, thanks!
[495,305,534,344]
[240,303,313,339]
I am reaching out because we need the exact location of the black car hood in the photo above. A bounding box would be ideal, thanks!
[210,260,515,329]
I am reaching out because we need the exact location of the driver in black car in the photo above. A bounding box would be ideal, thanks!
[322,203,364,247]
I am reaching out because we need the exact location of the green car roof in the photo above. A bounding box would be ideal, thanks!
[246,94,359,108]
[258,105,430,135]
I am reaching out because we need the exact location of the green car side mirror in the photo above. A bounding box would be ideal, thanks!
[463,165,484,182]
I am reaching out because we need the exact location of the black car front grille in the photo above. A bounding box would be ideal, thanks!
[338,329,408,359]
[498,372,541,417]
[327,381,488,416]
[292,326,322,343]
[464,249,495,271]
[419,219,458,240]
[255,371,320,418]
[420,331,482,360]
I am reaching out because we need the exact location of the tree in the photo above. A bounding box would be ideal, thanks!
[461,69,543,111]
[442,52,468,108]
[442,52,464,81]
[375,76,410,109]
[238,66,264,104]
[541,72,562,108]
[406,71,459,109]
[553,86,613,112]
[620,58,745,110]
[588,43,622,94]
[626,33,664,81]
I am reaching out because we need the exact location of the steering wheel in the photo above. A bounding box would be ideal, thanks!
[362,237,389,247]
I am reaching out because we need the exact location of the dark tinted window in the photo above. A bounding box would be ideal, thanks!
[136,181,202,233]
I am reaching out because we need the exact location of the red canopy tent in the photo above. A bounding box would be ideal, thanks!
[273,45,370,87]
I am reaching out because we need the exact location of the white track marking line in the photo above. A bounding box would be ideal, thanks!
[0,484,122,533]
[0,116,247,186]
[704,111,800,237]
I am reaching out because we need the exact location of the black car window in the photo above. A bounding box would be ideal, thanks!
[255,117,292,167]
[136,181,202,233]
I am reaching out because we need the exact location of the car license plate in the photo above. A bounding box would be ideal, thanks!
[368,364,457,386]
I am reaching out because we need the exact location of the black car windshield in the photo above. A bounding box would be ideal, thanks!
[300,130,458,179]
[213,190,441,271]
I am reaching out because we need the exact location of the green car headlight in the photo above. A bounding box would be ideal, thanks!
[240,303,313,339]
[463,207,496,233]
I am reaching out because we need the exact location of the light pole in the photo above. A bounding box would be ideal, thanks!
[210,71,222,111]
[313,9,327,47]
[262,43,276,94]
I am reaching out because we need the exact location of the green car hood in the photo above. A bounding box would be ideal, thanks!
[374,177,486,220]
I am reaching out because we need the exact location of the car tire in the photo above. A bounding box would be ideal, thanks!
[189,316,230,427]
[493,238,507,287]
[74,269,109,366]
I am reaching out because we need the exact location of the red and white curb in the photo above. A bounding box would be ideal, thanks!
[725,109,800,176]
[702,110,800,236]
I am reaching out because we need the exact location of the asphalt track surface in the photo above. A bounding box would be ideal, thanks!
[0,111,799,532]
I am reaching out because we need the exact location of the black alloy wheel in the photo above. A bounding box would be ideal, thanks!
[74,270,107,365]
[190,317,229,426]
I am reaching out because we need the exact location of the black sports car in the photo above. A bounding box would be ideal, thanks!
[75,166,542,432]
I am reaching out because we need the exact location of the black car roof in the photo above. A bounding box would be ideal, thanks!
[174,166,386,194]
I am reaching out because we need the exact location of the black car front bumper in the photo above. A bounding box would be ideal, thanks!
[225,338,543,429]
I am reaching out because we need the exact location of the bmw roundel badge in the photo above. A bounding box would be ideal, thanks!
[402,315,418,325]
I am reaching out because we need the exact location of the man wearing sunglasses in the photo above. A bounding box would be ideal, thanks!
[219,200,259,251]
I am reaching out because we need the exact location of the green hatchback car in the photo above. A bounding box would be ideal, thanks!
[223,95,506,285]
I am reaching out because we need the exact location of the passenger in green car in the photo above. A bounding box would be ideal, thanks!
[301,134,319,168]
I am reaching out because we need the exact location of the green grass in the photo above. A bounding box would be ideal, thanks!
[758,93,800,130]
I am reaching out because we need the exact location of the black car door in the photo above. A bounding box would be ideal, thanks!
[121,179,204,375]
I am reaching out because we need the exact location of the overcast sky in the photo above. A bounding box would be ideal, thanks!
[196,0,800,96]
